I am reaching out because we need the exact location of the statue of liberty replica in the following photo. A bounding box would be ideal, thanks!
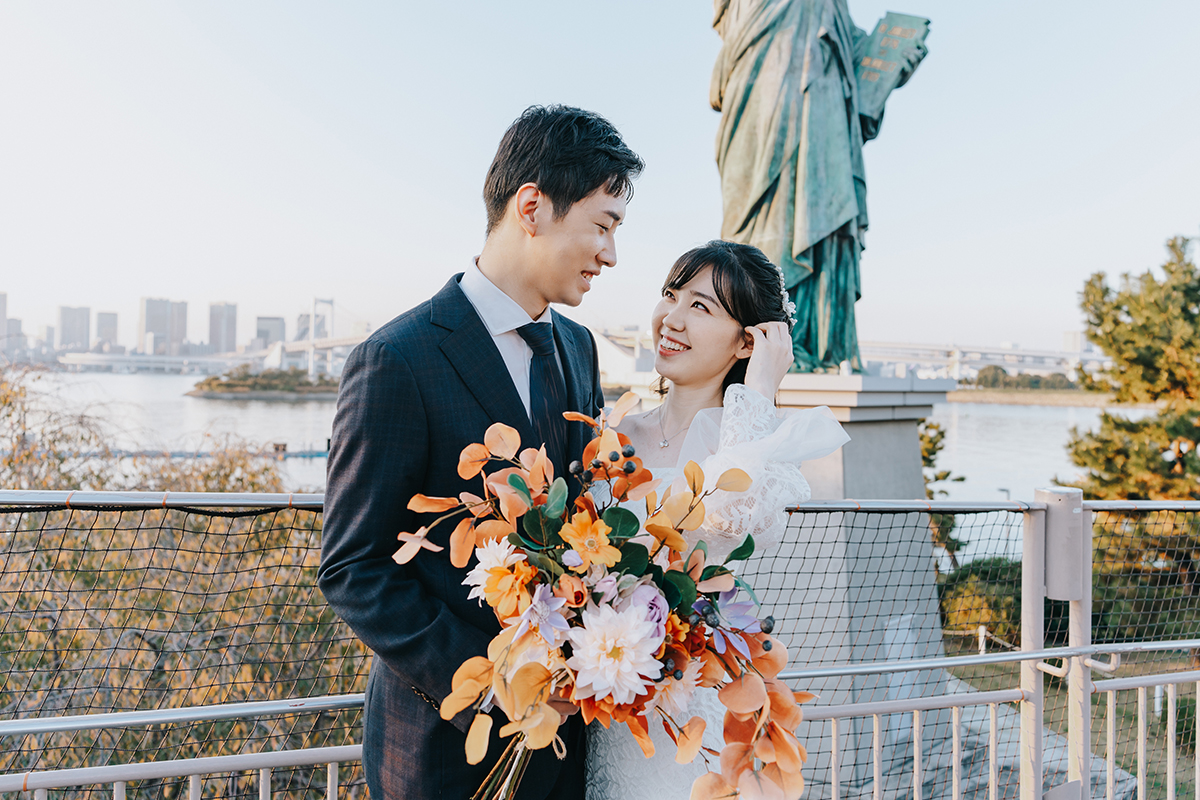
[712,0,929,372]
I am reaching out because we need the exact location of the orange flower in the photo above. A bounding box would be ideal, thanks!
[553,574,588,607]
[483,559,536,619]
[559,512,620,573]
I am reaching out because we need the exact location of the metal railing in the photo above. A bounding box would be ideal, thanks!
[1,490,1199,800]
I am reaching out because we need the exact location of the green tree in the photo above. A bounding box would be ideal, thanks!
[920,419,966,569]
[1065,236,1200,500]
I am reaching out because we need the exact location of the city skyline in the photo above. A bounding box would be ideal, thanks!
[1,2,1198,353]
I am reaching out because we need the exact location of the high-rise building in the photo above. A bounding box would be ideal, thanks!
[295,313,327,341]
[138,298,171,354]
[5,319,23,354]
[38,326,55,350]
[209,303,237,353]
[169,302,187,355]
[58,306,90,351]
[97,312,118,346]
[256,317,286,346]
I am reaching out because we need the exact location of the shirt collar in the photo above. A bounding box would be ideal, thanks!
[460,259,552,336]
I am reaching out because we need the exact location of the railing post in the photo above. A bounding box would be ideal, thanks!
[1039,487,1091,800]
[1021,504,1045,800]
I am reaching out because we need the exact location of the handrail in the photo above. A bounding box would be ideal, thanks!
[1084,500,1200,511]
[786,500,1044,513]
[803,688,1026,720]
[0,694,365,738]
[0,746,362,793]
[778,637,1200,680]
[0,490,323,510]
[1092,669,1200,693]
[0,490,1044,515]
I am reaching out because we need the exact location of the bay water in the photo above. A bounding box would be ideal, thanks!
[32,372,1146,500]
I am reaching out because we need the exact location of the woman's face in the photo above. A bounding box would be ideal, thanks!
[650,265,751,388]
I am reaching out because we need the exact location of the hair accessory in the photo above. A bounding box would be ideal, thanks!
[773,262,798,330]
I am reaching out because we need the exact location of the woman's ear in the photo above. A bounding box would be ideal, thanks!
[735,327,756,359]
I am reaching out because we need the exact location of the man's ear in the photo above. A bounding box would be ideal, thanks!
[513,183,543,237]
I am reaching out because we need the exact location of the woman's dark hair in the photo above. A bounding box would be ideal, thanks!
[660,240,793,393]
[483,105,645,235]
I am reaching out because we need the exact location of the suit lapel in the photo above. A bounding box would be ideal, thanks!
[431,276,535,444]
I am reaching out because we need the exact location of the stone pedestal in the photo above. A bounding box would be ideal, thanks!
[751,375,956,798]
[775,374,955,501]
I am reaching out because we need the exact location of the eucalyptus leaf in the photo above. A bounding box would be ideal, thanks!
[614,543,649,575]
[664,570,698,613]
[662,578,682,610]
[724,533,755,564]
[602,507,640,540]
[507,473,533,506]
[734,575,762,607]
[545,478,568,519]
[700,564,731,582]
[523,512,561,549]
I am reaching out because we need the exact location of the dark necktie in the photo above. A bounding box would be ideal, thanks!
[516,322,568,475]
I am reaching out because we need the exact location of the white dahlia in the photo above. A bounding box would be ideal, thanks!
[463,538,524,603]
[567,603,663,706]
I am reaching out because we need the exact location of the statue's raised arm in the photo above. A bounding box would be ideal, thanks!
[711,0,928,373]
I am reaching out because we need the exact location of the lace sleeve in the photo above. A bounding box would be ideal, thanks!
[682,385,849,561]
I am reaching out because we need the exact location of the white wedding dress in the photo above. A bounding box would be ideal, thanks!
[585,384,850,800]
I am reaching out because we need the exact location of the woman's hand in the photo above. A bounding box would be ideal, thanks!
[742,321,794,401]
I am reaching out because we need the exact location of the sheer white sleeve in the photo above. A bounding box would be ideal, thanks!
[675,384,850,561]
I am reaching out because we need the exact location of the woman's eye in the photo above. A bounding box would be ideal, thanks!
[692,301,709,313]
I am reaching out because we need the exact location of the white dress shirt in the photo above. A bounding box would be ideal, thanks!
[458,260,556,419]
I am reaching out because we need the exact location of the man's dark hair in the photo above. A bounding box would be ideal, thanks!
[483,105,644,235]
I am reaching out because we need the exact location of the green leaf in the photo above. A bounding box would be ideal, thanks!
[526,551,562,578]
[508,532,524,550]
[700,564,731,582]
[544,478,568,519]
[664,571,697,613]
[614,543,649,575]
[507,473,533,506]
[523,511,562,549]
[724,533,755,564]
[734,575,762,607]
[601,507,640,540]
[662,578,682,609]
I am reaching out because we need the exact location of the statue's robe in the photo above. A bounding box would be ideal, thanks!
[712,0,875,372]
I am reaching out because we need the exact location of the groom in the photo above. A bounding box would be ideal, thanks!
[319,106,643,800]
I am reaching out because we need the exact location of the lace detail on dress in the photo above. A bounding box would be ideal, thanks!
[584,386,849,799]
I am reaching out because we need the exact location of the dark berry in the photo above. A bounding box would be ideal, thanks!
[608,450,621,462]
[673,669,684,680]
[688,612,701,625]
[760,615,775,634]
[663,658,675,672]
[622,444,636,458]
[762,640,773,651]
[622,461,636,474]
[591,459,603,470]
[568,461,583,475]
[581,470,593,482]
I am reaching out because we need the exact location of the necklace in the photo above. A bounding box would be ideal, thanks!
[656,404,690,449]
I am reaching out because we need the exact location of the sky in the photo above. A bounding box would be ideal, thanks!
[1,1,1198,352]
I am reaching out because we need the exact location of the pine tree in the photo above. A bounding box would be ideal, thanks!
[1066,236,1200,500]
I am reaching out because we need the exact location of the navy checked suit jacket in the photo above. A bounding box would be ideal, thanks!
[319,275,603,800]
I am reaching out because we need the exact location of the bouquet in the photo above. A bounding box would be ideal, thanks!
[393,393,812,800]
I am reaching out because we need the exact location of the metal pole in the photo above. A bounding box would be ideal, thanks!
[1070,501,1092,800]
[1021,505,1045,800]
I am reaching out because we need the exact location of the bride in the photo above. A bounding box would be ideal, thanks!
[585,240,849,799]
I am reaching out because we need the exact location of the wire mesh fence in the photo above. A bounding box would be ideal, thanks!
[0,502,369,800]
[1,498,1199,800]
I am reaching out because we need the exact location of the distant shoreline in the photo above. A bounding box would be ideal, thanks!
[186,389,338,402]
[946,389,1156,409]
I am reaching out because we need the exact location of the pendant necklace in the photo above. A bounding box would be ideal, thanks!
[657,404,690,449]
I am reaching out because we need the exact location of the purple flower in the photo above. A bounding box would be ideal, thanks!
[628,584,669,637]
[514,584,570,646]
[562,550,584,569]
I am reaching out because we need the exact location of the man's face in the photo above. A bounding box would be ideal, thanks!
[527,189,626,309]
